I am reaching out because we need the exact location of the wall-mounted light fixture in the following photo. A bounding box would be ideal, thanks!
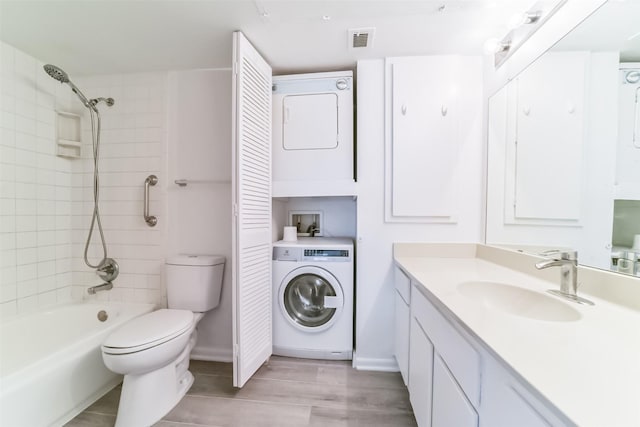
[489,0,567,68]
[483,38,512,55]
[508,10,543,29]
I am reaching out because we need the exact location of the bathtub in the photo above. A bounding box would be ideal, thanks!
[0,302,155,427]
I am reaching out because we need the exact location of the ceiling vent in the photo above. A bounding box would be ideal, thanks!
[349,28,375,49]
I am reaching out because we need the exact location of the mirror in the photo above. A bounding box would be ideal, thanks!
[486,0,640,276]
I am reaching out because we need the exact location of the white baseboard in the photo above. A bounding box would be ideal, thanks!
[191,346,233,363]
[191,348,399,370]
[352,352,399,372]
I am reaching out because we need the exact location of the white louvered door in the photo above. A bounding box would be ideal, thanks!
[231,31,273,388]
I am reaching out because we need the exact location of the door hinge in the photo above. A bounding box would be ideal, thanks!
[233,203,239,217]
[233,344,239,358]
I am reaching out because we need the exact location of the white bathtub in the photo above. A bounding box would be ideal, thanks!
[0,302,155,427]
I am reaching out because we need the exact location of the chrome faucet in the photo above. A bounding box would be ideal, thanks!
[307,223,320,237]
[535,251,593,305]
[88,282,113,295]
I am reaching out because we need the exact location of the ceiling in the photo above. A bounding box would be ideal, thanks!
[0,0,534,76]
[552,0,640,61]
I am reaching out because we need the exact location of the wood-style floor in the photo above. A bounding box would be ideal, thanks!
[66,356,417,427]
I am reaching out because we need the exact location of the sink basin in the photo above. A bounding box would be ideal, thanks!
[457,281,581,322]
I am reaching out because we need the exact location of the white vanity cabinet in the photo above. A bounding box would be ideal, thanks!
[432,354,478,427]
[406,282,571,427]
[408,283,479,427]
[408,314,434,427]
[479,355,571,427]
[394,267,411,385]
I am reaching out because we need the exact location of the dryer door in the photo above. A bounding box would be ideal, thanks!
[279,266,344,332]
[282,93,338,150]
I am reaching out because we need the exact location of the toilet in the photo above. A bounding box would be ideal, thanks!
[101,254,225,427]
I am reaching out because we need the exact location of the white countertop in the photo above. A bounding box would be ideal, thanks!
[394,244,640,427]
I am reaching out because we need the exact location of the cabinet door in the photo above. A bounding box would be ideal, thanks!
[231,31,273,388]
[408,316,434,427]
[394,267,411,385]
[432,354,478,427]
[480,356,574,427]
[387,56,460,222]
[395,290,410,385]
[506,52,587,223]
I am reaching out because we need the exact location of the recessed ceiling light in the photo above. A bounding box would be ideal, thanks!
[322,15,331,22]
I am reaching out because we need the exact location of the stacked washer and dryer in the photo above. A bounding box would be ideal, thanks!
[271,71,354,360]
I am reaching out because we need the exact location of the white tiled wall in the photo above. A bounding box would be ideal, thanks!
[0,42,78,318]
[72,72,167,306]
[0,42,168,318]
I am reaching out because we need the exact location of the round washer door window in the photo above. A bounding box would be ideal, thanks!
[280,266,344,332]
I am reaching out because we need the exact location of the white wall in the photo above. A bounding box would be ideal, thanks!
[615,65,640,199]
[272,196,356,240]
[354,59,484,369]
[72,72,168,305]
[0,42,76,317]
[167,69,233,361]
[486,52,619,270]
[1,45,235,358]
[0,41,169,319]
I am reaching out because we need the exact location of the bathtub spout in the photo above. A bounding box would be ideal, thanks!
[88,282,113,295]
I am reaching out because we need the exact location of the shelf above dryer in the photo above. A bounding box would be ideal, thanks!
[272,179,358,198]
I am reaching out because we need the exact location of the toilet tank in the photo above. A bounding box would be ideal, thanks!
[165,255,225,312]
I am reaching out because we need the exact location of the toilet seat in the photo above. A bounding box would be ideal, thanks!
[102,309,194,355]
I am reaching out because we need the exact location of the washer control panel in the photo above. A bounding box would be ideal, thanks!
[273,247,351,262]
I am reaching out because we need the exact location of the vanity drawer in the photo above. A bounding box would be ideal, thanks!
[411,285,480,408]
[395,266,411,304]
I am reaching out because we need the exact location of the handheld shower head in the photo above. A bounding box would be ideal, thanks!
[42,63,94,110]
[43,64,69,83]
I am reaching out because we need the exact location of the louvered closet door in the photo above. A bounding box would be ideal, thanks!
[231,31,273,388]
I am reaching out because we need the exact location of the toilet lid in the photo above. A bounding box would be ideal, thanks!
[102,309,194,354]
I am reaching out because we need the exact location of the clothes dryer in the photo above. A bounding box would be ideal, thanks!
[272,237,353,360]
[272,71,354,183]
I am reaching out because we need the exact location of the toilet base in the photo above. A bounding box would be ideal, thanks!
[114,345,194,427]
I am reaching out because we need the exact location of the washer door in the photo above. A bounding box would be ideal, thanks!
[279,266,344,333]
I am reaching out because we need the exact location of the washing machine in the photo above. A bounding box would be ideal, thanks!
[272,237,353,360]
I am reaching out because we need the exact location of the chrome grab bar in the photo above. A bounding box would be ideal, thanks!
[144,174,158,227]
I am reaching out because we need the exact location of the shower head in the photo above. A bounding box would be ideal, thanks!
[42,63,100,111]
[43,64,70,83]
